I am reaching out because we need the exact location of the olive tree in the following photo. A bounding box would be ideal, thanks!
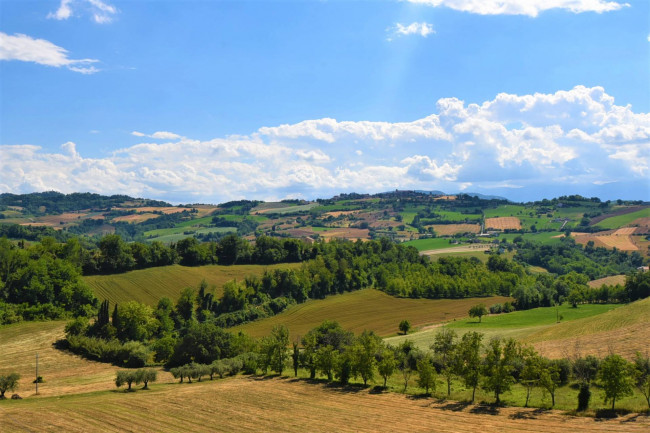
[136,368,157,390]
[0,373,20,399]
[115,370,137,391]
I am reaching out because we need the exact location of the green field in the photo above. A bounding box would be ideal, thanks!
[499,232,564,245]
[594,207,650,229]
[387,298,650,361]
[233,289,511,339]
[448,303,619,330]
[399,211,418,224]
[482,204,527,218]
[432,210,482,222]
[83,263,301,306]
[260,203,319,214]
[144,227,236,243]
[402,237,458,251]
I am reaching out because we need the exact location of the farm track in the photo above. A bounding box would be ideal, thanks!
[2,376,648,432]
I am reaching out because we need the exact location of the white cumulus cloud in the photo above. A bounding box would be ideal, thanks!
[0,32,99,74]
[388,22,435,40]
[407,0,629,17]
[48,0,118,23]
[1,86,647,203]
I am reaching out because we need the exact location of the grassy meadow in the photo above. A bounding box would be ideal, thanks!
[595,207,650,229]
[386,297,650,360]
[83,263,301,306]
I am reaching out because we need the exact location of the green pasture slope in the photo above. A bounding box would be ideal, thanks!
[447,303,619,330]
[386,302,622,351]
[482,204,527,218]
[84,263,301,306]
[595,207,650,229]
[402,237,458,251]
[499,232,564,245]
[145,227,236,243]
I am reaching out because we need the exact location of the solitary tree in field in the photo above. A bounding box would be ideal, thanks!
[469,304,488,323]
[598,354,634,410]
[0,373,20,399]
[398,320,411,335]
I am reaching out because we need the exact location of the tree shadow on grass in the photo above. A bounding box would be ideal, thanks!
[438,401,472,412]
[469,404,500,416]
[406,393,434,401]
[594,408,630,420]
[509,408,549,420]
[324,382,366,394]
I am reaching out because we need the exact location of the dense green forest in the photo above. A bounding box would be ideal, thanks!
[2,231,648,325]
[0,191,170,215]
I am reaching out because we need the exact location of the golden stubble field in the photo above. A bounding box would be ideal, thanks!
[2,376,648,433]
[484,217,521,230]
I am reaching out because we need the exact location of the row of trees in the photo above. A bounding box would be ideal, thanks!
[161,322,650,412]
[115,368,157,391]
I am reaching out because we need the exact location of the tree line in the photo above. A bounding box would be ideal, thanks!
[151,322,650,412]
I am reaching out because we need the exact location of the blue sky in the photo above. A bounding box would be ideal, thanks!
[1,0,648,204]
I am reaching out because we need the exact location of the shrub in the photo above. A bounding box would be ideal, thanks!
[577,383,591,411]
[489,304,503,314]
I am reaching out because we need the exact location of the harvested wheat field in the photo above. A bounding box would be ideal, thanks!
[112,213,160,223]
[115,207,192,214]
[421,244,490,255]
[1,322,126,398]
[318,227,370,240]
[587,275,626,288]
[432,224,481,235]
[595,234,638,251]
[527,298,650,360]
[1,376,647,433]
[234,289,511,338]
[614,227,637,235]
[485,217,521,230]
[323,210,360,218]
